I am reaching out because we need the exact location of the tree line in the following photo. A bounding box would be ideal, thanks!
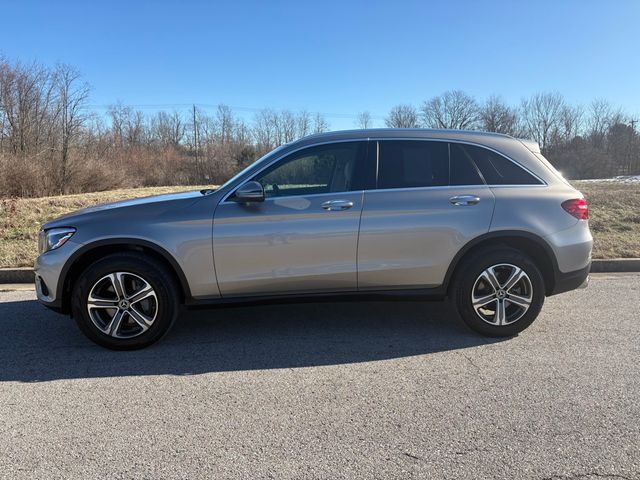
[1,58,638,198]
[381,91,639,181]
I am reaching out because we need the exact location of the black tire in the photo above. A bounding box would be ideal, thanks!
[451,246,545,337]
[71,252,180,350]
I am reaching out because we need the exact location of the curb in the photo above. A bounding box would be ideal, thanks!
[589,258,640,273]
[1,259,639,285]
[0,268,34,284]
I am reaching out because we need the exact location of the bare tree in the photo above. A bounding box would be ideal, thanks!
[126,110,146,146]
[479,95,519,135]
[385,104,419,128]
[312,112,329,133]
[0,59,59,195]
[252,108,277,154]
[558,104,583,144]
[586,99,624,148]
[279,110,298,143]
[214,104,235,144]
[108,103,146,148]
[234,118,252,145]
[606,122,636,175]
[108,103,127,149]
[296,110,312,138]
[520,92,566,152]
[421,90,479,130]
[0,59,56,156]
[252,109,320,151]
[53,64,90,193]
[150,110,184,146]
[355,111,372,129]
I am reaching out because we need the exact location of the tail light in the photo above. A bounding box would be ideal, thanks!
[562,198,589,220]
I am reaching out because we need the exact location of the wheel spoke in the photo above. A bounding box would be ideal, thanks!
[481,268,500,291]
[472,293,497,309]
[108,272,126,299]
[87,296,119,309]
[128,307,152,331]
[128,284,155,304]
[504,267,525,292]
[105,309,125,337]
[496,299,507,326]
[507,293,532,309]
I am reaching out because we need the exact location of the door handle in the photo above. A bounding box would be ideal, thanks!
[321,200,354,211]
[449,195,480,206]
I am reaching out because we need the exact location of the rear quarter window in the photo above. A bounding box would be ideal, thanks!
[457,144,543,185]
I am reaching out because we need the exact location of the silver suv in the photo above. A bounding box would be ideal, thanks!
[35,129,592,349]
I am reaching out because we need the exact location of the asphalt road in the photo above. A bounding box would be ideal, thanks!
[0,274,638,479]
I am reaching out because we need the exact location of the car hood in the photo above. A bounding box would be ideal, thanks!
[43,190,208,229]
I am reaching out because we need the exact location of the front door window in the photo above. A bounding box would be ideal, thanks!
[254,142,361,198]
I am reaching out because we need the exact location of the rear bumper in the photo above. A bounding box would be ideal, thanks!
[545,221,593,273]
[549,262,590,296]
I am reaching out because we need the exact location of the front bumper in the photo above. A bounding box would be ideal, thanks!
[34,240,82,312]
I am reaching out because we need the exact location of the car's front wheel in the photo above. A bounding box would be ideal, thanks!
[452,247,545,337]
[71,252,180,350]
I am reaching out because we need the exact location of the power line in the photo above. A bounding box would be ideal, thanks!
[81,102,386,120]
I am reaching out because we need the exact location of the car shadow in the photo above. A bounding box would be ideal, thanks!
[0,298,505,382]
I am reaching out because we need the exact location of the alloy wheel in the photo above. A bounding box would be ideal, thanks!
[471,263,533,326]
[86,272,158,338]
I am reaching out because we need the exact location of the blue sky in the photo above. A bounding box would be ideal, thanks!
[2,0,639,129]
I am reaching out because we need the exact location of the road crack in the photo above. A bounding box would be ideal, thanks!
[542,472,636,480]
[402,452,425,462]
[459,351,484,379]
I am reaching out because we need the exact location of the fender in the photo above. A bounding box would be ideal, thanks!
[56,238,192,304]
[442,229,560,292]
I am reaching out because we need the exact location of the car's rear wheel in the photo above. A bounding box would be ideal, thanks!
[71,252,180,350]
[452,247,545,337]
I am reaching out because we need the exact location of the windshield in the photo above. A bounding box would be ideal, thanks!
[217,144,289,191]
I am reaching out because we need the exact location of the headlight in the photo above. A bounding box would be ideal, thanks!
[38,227,76,254]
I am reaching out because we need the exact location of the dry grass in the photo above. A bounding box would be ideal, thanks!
[1,181,638,268]
[0,186,209,268]
[574,180,640,259]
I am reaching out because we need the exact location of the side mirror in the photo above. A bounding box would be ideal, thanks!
[233,181,265,203]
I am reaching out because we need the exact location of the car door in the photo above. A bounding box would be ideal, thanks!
[357,140,496,290]
[213,141,368,297]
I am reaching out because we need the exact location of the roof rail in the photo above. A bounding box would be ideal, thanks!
[518,138,541,154]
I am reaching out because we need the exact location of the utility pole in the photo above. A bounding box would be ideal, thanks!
[192,104,200,179]
[630,119,638,174]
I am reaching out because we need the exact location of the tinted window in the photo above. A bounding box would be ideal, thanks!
[458,144,542,185]
[450,143,484,185]
[254,142,362,198]
[378,141,448,189]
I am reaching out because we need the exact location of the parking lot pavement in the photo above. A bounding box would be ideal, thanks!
[0,274,638,479]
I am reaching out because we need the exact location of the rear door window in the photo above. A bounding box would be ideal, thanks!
[377,141,449,189]
[449,143,484,185]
